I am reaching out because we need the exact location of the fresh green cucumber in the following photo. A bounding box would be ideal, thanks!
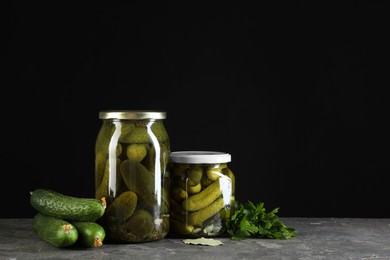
[71,221,106,247]
[30,189,106,221]
[33,213,78,247]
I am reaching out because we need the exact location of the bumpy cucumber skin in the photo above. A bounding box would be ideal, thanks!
[71,221,106,247]
[33,213,78,247]
[30,189,105,221]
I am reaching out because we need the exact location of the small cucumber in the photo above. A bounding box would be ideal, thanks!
[33,213,78,247]
[30,189,106,221]
[71,221,106,247]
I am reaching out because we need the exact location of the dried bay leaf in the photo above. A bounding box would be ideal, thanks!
[182,237,223,246]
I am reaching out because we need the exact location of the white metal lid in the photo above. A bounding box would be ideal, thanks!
[170,151,231,164]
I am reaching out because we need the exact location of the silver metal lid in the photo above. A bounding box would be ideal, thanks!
[99,110,166,120]
[169,151,231,164]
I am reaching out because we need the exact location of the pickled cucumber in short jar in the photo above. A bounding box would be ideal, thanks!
[95,110,170,243]
[169,151,235,238]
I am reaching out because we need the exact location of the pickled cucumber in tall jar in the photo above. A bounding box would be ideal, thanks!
[95,110,170,243]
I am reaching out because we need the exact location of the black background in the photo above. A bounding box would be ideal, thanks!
[4,2,389,218]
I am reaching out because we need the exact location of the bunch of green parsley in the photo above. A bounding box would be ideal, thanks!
[227,201,296,240]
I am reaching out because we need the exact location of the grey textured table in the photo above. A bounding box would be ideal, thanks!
[1,218,390,260]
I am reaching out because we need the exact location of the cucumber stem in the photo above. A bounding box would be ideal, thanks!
[94,237,103,247]
[101,197,107,209]
[63,224,73,234]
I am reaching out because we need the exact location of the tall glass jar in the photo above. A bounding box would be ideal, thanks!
[95,110,170,243]
[169,151,235,238]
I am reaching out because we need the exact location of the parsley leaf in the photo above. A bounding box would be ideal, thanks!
[227,201,296,240]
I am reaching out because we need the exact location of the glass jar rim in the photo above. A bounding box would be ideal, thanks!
[99,110,166,120]
[169,151,231,164]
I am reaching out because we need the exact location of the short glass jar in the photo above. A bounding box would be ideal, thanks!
[95,110,170,243]
[169,151,235,238]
